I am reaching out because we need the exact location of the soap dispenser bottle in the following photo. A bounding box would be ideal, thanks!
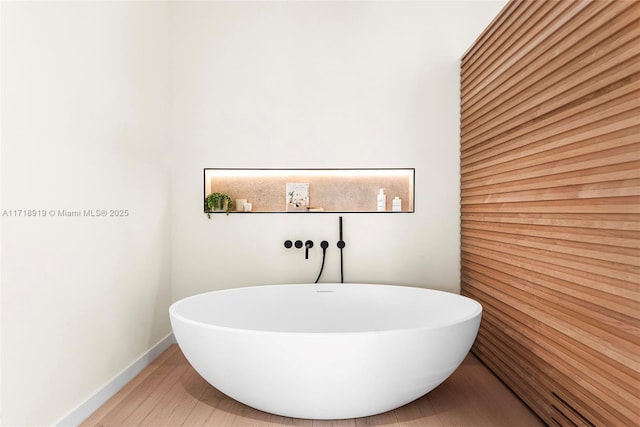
[377,188,386,211]
[392,196,402,211]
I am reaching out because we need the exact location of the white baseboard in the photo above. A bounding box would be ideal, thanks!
[55,333,175,427]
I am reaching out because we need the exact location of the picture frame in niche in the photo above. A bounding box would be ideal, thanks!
[286,183,309,212]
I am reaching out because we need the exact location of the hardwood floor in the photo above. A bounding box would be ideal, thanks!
[81,345,544,426]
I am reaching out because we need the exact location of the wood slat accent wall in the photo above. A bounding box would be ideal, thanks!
[460,1,640,425]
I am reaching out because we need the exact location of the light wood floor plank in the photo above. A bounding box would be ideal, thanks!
[138,366,209,426]
[232,400,276,426]
[311,419,355,427]
[103,349,190,425]
[80,345,179,426]
[268,414,313,427]
[199,397,245,427]
[180,377,228,426]
[354,409,398,426]
[83,345,544,426]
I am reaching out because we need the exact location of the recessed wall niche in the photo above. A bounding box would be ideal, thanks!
[204,168,415,214]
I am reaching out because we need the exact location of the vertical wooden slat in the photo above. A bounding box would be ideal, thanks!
[460,1,640,426]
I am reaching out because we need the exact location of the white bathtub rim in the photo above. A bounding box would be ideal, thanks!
[169,283,482,336]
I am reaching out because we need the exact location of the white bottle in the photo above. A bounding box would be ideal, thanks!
[392,196,402,211]
[377,188,386,211]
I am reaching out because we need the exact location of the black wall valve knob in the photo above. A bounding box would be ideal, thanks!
[284,240,293,249]
[294,240,303,249]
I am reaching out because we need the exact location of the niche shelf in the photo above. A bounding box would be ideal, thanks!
[204,168,414,214]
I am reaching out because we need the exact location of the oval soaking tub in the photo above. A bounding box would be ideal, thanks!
[169,283,482,420]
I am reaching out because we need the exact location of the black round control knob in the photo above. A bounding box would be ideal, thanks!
[295,240,303,249]
[284,240,293,248]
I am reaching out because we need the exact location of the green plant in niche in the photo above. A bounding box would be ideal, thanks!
[204,192,232,218]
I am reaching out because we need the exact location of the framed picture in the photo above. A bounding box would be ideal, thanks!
[286,183,309,212]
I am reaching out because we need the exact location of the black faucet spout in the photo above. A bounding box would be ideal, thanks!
[305,240,314,259]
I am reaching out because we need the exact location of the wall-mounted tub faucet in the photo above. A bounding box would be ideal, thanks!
[284,239,314,259]
[282,218,345,282]
[305,240,314,259]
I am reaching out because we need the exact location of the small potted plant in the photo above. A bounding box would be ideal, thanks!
[204,192,232,218]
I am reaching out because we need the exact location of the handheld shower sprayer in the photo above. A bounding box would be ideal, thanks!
[337,216,345,283]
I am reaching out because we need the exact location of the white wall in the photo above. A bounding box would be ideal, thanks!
[1,2,172,425]
[0,1,505,425]
[171,1,506,300]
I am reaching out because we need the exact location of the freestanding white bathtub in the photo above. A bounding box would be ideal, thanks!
[169,283,482,420]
